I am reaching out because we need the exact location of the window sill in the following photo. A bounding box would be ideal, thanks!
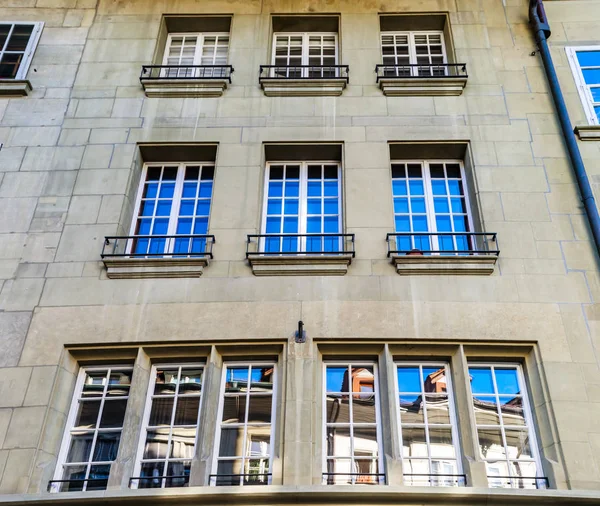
[390,254,498,275]
[574,125,600,141]
[140,78,229,98]
[103,257,209,279]
[260,78,347,97]
[0,79,32,97]
[378,76,467,96]
[248,254,353,276]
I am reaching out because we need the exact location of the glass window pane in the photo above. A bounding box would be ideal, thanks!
[424,394,450,424]
[495,369,520,395]
[478,428,504,459]
[428,428,455,458]
[99,399,128,428]
[402,427,428,458]
[328,426,352,457]
[399,395,424,424]
[327,367,348,393]
[82,372,107,397]
[583,68,600,84]
[170,427,196,459]
[353,397,376,424]
[470,367,495,394]
[178,369,202,394]
[397,367,420,393]
[353,427,378,457]
[247,395,272,423]
[505,429,532,459]
[173,396,200,426]
[67,432,94,463]
[92,432,121,461]
[143,429,170,459]
[6,24,33,51]
[325,397,350,424]
[247,431,271,457]
[226,367,249,392]
[473,395,501,425]
[139,462,165,488]
[149,397,174,426]
[74,401,101,429]
[500,396,526,426]
[576,50,600,67]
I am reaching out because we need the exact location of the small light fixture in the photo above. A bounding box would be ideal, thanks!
[295,320,306,343]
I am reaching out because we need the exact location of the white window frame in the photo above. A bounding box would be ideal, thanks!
[261,161,343,254]
[211,362,278,487]
[128,162,215,256]
[271,32,338,78]
[51,366,133,493]
[162,32,230,66]
[389,159,475,253]
[468,363,544,489]
[380,30,447,77]
[322,362,385,485]
[131,363,205,489]
[566,46,600,125]
[0,21,43,80]
[394,362,463,487]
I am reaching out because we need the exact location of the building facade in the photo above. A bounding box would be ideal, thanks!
[1,0,600,504]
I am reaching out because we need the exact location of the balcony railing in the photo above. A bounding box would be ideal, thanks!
[386,232,499,257]
[322,472,386,485]
[403,473,467,487]
[129,475,189,489]
[246,234,355,257]
[102,235,215,259]
[259,64,349,81]
[209,473,272,486]
[375,63,467,81]
[487,475,549,490]
[140,65,234,82]
[48,477,108,493]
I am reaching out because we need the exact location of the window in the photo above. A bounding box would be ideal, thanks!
[390,160,473,253]
[130,163,214,257]
[132,365,204,489]
[272,32,337,78]
[0,22,43,79]
[381,31,447,77]
[396,363,462,486]
[468,365,544,489]
[162,33,229,78]
[51,368,133,493]
[212,364,276,486]
[566,47,600,125]
[262,162,342,254]
[323,363,384,485]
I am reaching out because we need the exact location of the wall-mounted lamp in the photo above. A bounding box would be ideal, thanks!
[295,320,306,343]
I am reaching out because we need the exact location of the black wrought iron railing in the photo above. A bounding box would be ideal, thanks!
[375,63,467,81]
[259,65,350,81]
[322,472,386,485]
[403,473,467,487]
[209,473,272,486]
[487,475,549,489]
[140,65,234,81]
[246,234,355,257]
[386,232,498,257]
[129,475,189,489]
[47,478,108,493]
[102,235,215,259]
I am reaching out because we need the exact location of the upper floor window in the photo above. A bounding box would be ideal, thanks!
[324,363,384,485]
[212,364,276,486]
[390,160,473,254]
[566,47,600,125]
[162,32,229,78]
[272,32,337,78]
[468,364,545,489]
[396,363,462,486]
[381,31,446,77]
[262,162,342,253]
[0,22,43,79]
[132,365,204,489]
[51,368,133,493]
[130,163,215,258]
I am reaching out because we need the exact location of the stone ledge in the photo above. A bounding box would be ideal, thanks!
[8,485,600,505]
[140,78,229,98]
[260,78,347,97]
[102,257,209,279]
[574,125,600,141]
[391,255,498,275]
[378,77,467,96]
[0,80,32,97]
[248,255,353,276]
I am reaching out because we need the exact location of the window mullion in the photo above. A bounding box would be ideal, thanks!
[422,161,438,251]
[300,162,308,251]
[166,164,186,252]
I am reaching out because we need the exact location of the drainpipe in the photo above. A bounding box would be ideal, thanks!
[529,0,600,256]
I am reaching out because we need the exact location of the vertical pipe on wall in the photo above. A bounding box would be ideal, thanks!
[529,0,600,257]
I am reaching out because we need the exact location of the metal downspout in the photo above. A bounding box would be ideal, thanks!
[529,0,600,256]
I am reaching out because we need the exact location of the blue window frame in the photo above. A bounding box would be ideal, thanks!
[567,47,600,125]
[131,163,214,257]
[262,162,342,254]
[391,160,473,254]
